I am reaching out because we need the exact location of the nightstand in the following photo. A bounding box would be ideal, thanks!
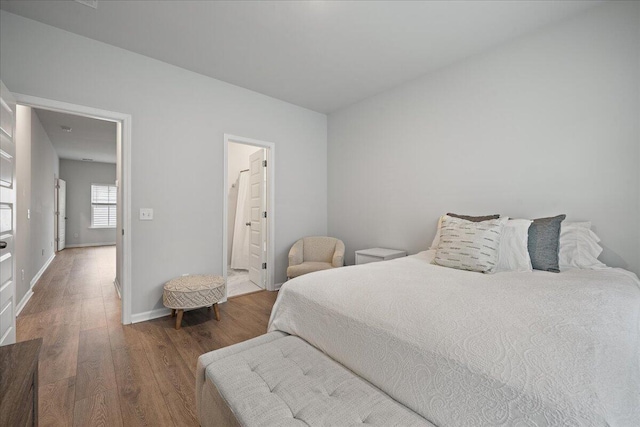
[355,248,407,265]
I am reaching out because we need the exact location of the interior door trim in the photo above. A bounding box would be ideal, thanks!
[13,93,133,325]
[223,134,275,297]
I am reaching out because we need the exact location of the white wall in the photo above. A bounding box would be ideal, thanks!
[59,159,117,247]
[227,142,262,266]
[0,11,327,317]
[15,105,59,306]
[30,108,59,280]
[328,1,640,275]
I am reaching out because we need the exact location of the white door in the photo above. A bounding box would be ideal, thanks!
[248,149,266,288]
[57,179,66,250]
[0,81,17,346]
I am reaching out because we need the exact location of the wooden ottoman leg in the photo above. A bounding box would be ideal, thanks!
[213,303,220,321]
[171,309,176,317]
[175,309,184,330]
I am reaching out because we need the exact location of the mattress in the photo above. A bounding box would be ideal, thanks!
[268,251,640,426]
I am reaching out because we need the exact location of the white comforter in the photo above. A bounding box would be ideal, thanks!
[268,251,640,426]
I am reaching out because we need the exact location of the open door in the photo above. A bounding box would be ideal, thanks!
[57,178,66,251]
[0,81,17,346]
[248,149,266,289]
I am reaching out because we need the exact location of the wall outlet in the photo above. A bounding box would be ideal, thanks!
[181,273,189,276]
[27,209,30,219]
[139,208,154,220]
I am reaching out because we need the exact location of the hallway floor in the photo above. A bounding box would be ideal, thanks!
[16,246,277,426]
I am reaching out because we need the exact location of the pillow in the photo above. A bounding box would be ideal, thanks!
[430,213,501,249]
[447,213,501,222]
[494,219,533,273]
[559,222,607,271]
[434,216,507,273]
[527,214,566,273]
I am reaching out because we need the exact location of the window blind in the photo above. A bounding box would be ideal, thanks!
[91,184,117,228]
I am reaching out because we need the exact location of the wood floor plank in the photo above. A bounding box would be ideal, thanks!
[16,307,64,342]
[39,322,81,385]
[39,377,76,427]
[135,322,199,425]
[75,354,118,402]
[76,328,117,401]
[106,310,143,351]
[73,390,123,427]
[164,324,209,376]
[78,327,111,363]
[112,348,175,426]
[80,297,108,331]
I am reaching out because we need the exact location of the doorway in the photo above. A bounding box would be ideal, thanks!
[14,93,132,324]
[224,135,275,298]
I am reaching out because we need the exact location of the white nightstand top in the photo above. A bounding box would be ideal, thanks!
[355,248,406,258]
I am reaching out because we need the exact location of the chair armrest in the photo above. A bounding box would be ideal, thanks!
[332,240,345,267]
[288,239,304,267]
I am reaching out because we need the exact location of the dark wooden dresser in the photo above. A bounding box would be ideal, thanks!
[0,338,42,427]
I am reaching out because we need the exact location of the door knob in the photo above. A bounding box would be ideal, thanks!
[245,222,251,226]
[0,241,6,249]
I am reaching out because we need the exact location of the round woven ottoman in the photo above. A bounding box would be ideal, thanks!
[163,274,225,330]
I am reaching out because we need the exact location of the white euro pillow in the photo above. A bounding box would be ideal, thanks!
[559,222,607,271]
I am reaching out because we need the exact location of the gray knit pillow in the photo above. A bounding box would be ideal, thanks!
[435,216,507,273]
[527,215,566,273]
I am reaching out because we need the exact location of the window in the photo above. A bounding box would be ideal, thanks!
[91,184,117,228]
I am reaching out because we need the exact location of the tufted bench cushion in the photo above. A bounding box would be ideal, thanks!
[196,332,433,427]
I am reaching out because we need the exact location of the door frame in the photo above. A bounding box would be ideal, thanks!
[223,134,275,295]
[14,93,133,324]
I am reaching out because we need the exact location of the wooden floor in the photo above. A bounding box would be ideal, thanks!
[16,246,278,426]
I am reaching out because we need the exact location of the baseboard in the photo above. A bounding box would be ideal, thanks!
[30,252,56,288]
[130,304,216,324]
[274,282,284,291]
[113,277,122,298]
[65,242,116,248]
[15,289,34,316]
[130,307,172,324]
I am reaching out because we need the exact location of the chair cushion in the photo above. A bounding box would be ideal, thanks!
[203,335,432,427]
[302,237,337,263]
[287,262,333,279]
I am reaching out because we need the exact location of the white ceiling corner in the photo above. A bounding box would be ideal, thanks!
[0,0,602,113]
[34,108,117,164]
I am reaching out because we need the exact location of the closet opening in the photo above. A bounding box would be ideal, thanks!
[223,135,275,298]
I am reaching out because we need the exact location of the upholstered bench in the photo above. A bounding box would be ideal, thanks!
[196,332,433,427]
[163,274,225,330]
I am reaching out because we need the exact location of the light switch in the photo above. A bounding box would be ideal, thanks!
[139,208,154,220]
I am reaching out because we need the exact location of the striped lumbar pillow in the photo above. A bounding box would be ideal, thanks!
[434,215,507,273]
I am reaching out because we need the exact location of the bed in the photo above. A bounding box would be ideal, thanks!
[267,250,640,426]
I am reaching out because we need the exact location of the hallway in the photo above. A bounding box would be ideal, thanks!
[16,246,277,426]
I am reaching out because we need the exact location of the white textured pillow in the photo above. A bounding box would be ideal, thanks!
[434,216,507,273]
[559,222,607,271]
[494,219,533,273]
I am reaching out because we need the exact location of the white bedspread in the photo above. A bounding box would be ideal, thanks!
[268,251,640,426]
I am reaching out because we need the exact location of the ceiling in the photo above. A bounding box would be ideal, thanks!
[34,108,117,163]
[1,1,601,113]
